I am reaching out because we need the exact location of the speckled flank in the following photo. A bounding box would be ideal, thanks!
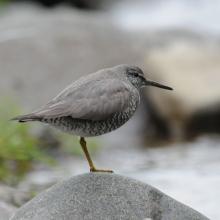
[41,89,140,137]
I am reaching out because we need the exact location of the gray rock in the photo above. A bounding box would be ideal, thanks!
[0,185,32,207]
[0,201,17,220]
[0,185,32,220]
[9,173,209,220]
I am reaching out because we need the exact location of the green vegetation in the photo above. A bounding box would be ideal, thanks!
[0,0,7,7]
[0,96,100,186]
[0,97,54,186]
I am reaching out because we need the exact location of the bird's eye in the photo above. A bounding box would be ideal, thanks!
[133,73,139,77]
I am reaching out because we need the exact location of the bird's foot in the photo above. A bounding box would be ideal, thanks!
[90,167,114,173]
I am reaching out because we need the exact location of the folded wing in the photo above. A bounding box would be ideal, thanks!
[29,79,131,121]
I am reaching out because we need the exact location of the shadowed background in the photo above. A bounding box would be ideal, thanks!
[0,0,219,219]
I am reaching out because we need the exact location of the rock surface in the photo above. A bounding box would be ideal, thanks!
[9,173,209,220]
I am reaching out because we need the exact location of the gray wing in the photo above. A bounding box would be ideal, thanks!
[33,79,131,120]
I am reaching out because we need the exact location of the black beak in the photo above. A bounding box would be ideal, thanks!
[143,78,173,90]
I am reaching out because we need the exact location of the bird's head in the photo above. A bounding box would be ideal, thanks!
[119,65,173,91]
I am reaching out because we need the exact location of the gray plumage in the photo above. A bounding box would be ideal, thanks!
[11,65,173,172]
[11,65,172,138]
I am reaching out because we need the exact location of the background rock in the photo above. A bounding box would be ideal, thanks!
[144,40,220,139]
[0,185,32,220]
[0,201,17,220]
[9,173,209,220]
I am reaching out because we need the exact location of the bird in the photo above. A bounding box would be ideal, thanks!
[11,65,173,173]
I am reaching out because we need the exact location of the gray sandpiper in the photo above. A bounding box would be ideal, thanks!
[11,64,173,172]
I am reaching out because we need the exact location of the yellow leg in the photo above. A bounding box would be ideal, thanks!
[79,137,113,173]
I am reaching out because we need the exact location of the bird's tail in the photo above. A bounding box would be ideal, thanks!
[10,114,42,122]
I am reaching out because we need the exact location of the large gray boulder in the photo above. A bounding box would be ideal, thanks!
[9,173,208,220]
